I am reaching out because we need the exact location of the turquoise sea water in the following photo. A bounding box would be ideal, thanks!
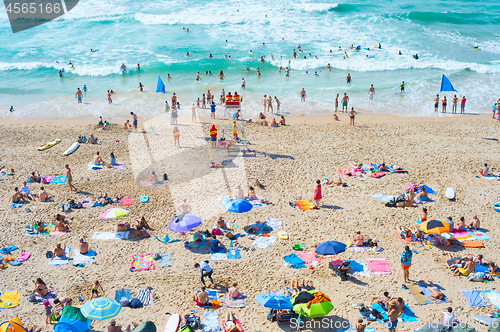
[1,0,499,119]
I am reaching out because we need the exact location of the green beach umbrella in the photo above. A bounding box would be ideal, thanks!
[292,290,334,318]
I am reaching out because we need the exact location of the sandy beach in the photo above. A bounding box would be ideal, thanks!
[1,111,499,331]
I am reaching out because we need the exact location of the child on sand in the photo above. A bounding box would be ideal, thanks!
[91,280,104,299]
[44,300,52,324]
[124,120,130,132]
[173,126,180,147]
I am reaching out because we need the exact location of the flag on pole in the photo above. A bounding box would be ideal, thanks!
[440,74,457,92]
[156,75,165,93]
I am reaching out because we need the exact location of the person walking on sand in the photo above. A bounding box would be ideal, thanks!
[452,95,458,114]
[107,90,112,104]
[313,179,322,209]
[368,84,375,100]
[65,164,77,192]
[434,95,439,112]
[461,96,466,114]
[442,96,447,113]
[349,107,357,126]
[75,88,83,103]
[130,112,137,131]
[173,126,180,147]
[341,93,349,112]
[400,245,413,284]
[300,88,306,102]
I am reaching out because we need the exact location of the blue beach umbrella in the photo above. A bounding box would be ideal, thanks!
[255,292,293,310]
[81,297,121,321]
[224,199,253,213]
[315,241,346,255]
[168,214,202,233]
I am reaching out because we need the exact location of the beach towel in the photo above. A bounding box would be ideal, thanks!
[415,284,449,304]
[48,247,70,265]
[363,163,379,172]
[73,249,95,266]
[119,197,132,206]
[87,162,103,170]
[467,229,490,240]
[481,290,500,309]
[210,248,228,261]
[460,241,484,248]
[350,259,371,277]
[387,164,407,173]
[157,253,172,268]
[25,225,38,236]
[265,218,282,231]
[371,303,417,323]
[394,229,418,244]
[110,162,124,169]
[475,264,500,274]
[249,197,266,207]
[130,254,155,272]
[115,289,132,303]
[40,175,54,184]
[451,230,474,240]
[252,236,277,248]
[284,253,306,269]
[17,253,30,262]
[227,248,241,259]
[49,230,67,237]
[11,202,22,209]
[50,175,67,184]
[91,232,129,240]
[367,258,391,275]
[188,234,206,247]
[296,252,319,266]
[294,200,313,211]
[202,311,219,331]
[81,198,92,207]
[0,289,20,309]
[224,293,245,308]
[0,246,18,254]
[461,289,489,308]
[136,288,152,306]
[35,286,57,303]
[39,224,55,235]
[350,246,372,253]
[414,196,436,205]
[408,285,432,305]
[139,180,161,187]
[370,193,391,202]
[196,290,218,308]
[92,201,108,207]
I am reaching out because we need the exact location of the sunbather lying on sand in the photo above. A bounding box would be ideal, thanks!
[419,280,445,300]
[246,221,264,234]
[379,163,388,171]
[50,243,67,261]
[254,179,265,189]
[224,311,241,332]
[351,164,363,172]
[395,226,413,241]
[333,177,345,186]
[193,286,209,306]
[216,217,227,229]
[110,193,123,204]
[97,192,108,205]
[287,279,314,297]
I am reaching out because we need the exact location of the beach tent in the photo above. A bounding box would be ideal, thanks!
[131,321,156,332]
[0,317,28,332]
[54,306,91,332]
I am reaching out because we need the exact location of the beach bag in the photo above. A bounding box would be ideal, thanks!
[28,293,37,303]
[45,251,53,259]
[212,228,221,236]
[185,315,201,329]
[129,298,143,309]
[226,232,236,240]
[163,173,168,181]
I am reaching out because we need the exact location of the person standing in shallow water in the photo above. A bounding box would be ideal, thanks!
[300,88,306,102]
[313,179,322,209]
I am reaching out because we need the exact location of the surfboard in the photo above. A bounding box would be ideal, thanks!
[163,313,180,332]
[445,187,455,200]
[63,142,79,156]
[38,139,61,151]
[472,315,497,326]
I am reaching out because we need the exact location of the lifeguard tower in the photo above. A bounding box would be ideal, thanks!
[218,94,249,156]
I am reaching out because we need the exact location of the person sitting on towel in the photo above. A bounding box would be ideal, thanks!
[12,187,25,204]
[193,286,209,306]
[248,186,256,200]
[456,217,466,231]
[452,259,475,276]
[78,238,89,254]
[55,215,70,231]
[467,215,480,231]
[480,163,489,176]
[224,311,240,332]
[353,231,366,247]
[33,220,46,233]
[216,217,227,229]
[28,171,41,183]
[210,235,223,252]
[50,243,67,261]
[97,192,109,205]
[135,217,150,230]
[148,171,159,183]
[33,278,49,296]
[228,283,240,299]
[37,186,49,202]
[413,227,424,242]
[93,151,104,165]
[419,280,445,300]
[193,231,204,245]
[489,262,498,274]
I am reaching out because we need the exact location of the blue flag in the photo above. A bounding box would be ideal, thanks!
[440,74,457,92]
[156,75,165,93]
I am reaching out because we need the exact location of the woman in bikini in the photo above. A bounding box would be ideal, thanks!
[419,280,445,300]
[33,278,49,297]
[248,186,256,200]
[419,207,427,223]
[353,231,365,247]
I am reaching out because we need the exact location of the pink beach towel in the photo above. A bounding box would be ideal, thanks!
[331,259,343,268]
[81,198,92,207]
[350,246,371,253]
[49,230,67,237]
[367,258,392,275]
[40,176,54,184]
[452,230,473,239]
[17,253,31,262]
[140,180,154,187]
[297,252,319,266]
[130,254,155,272]
[110,162,124,169]
[119,197,133,206]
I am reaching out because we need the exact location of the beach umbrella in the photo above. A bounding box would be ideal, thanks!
[81,298,121,329]
[315,241,346,255]
[224,199,253,213]
[99,208,129,219]
[419,219,449,235]
[255,292,293,310]
[292,290,333,318]
[168,214,202,233]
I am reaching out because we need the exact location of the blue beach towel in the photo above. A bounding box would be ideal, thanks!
[115,289,132,303]
[227,248,241,259]
[11,202,23,208]
[0,246,18,254]
[284,253,305,269]
[482,290,500,309]
[370,193,391,202]
[461,289,489,308]
[371,302,417,323]
[93,201,107,207]
[467,229,490,240]
[418,284,449,303]
[210,248,228,261]
[50,175,67,184]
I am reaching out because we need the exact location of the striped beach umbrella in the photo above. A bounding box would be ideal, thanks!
[81,297,121,321]
[99,208,129,219]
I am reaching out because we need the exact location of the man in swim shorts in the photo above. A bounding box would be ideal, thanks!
[387,300,400,332]
[75,88,83,103]
[460,96,466,114]
[434,95,439,112]
[368,84,375,100]
[241,78,245,89]
[341,93,349,112]
[65,164,77,192]
[400,245,412,283]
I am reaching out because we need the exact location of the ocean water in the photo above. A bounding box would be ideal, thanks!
[1,0,500,119]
